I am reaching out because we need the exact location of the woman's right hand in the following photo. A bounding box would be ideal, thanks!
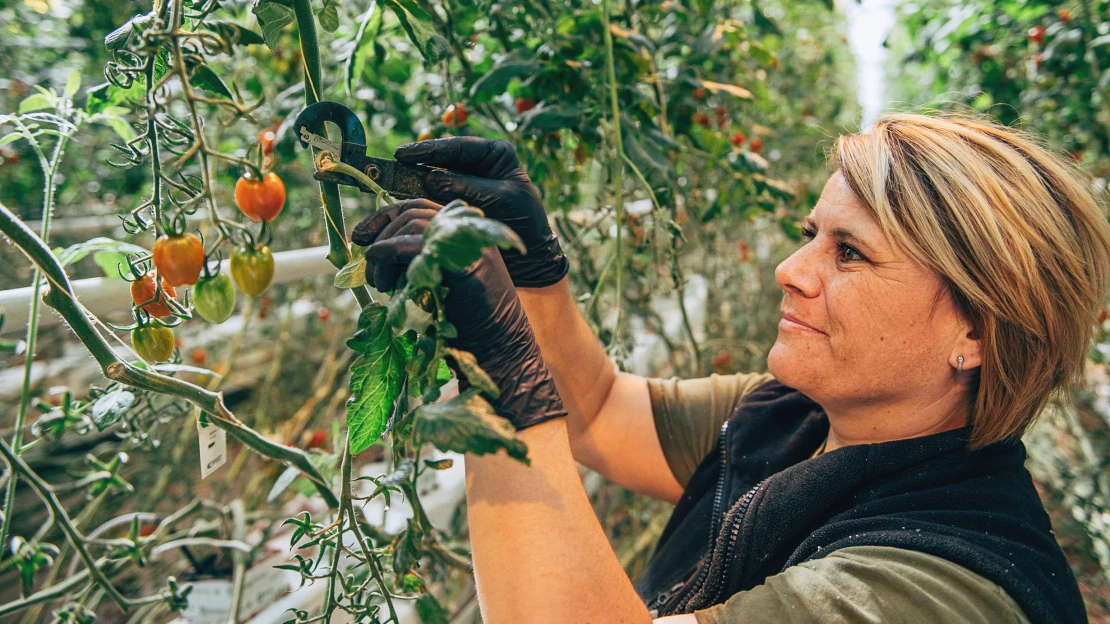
[393,136,570,288]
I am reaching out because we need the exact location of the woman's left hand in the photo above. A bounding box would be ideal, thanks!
[351,199,567,431]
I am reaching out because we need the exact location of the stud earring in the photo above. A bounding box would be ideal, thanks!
[957,355,964,373]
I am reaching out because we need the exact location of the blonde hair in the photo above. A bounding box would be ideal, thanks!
[831,113,1110,448]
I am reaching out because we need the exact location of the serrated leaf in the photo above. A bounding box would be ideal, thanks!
[469,57,539,103]
[190,65,234,100]
[268,466,301,502]
[422,204,525,273]
[252,0,296,50]
[384,0,448,63]
[413,389,528,463]
[19,93,53,114]
[334,246,368,289]
[91,390,135,431]
[443,347,499,398]
[346,307,412,454]
[318,0,340,32]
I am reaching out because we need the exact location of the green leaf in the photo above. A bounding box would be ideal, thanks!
[415,593,449,624]
[334,245,368,289]
[64,71,81,100]
[190,65,234,100]
[85,81,144,115]
[344,1,383,97]
[392,521,423,576]
[443,347,498,398]
[252,0,296,50]
[103,116,136,142]
[346,306,411,454]
[0,134,21,146]
[469,57,540,103]
[91,390,135,431]
[403,254,442,291]
[318,0,340,32]
[54,237,147,268]
[202,20,266,46]
[19,93,53,114]
[519,104,581,133]
[93,251,130,278]
[267,466,301,502]
[384,0,448,63]
[422,202,525,273]
[413,389,529,463]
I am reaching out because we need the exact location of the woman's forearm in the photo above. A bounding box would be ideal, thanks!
[465,418,654,624]
[516,278,616,440]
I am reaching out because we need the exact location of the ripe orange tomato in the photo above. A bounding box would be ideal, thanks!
[305,429,327,449]
[441,104,468,128]
[317,307,331,322]
[749,138,764,153]
[1058,9,1072,22]
[693,87,706,100]
[130,273,177,318]
[693,112,710,127]
[416,128,436,142]
[190,348,208,365]
[1028,26,1046,44]
[730,131,746,147]
[514,98,535,113]
[152,233,205,287]
[234,171,286,223]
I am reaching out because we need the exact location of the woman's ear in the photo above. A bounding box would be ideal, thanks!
[951,321,982,371]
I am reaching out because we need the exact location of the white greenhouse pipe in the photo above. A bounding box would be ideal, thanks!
[0,245,336,335]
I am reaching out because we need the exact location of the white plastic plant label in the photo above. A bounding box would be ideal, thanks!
[197,414,227,479]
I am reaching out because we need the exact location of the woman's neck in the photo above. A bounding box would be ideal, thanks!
[822,391,970,453]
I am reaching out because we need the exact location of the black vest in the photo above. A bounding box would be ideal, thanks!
[634,380,1086,624]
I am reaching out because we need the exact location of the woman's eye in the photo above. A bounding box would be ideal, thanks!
[801,227,817,241]
[838,244,864,262]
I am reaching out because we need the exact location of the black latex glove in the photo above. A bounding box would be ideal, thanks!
[354,200,567,431]
[393,137,570,288]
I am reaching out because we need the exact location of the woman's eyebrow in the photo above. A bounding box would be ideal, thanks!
[803,217,878,254]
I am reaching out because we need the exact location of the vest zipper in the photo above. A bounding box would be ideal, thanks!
[653,420,730,614]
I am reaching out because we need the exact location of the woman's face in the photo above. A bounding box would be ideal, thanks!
[767,171,971,416]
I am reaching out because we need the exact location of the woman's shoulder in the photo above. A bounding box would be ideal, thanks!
[694,545,1030,624]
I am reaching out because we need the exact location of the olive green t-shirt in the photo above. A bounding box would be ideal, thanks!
[646,372,1031,624]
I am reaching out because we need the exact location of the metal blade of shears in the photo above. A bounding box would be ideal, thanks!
[298,128,431,200]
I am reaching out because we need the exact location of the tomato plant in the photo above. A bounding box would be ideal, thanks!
[131,324,175,363]
[151,234,204,287]
[234,171,286,223]
[229,244,274,298]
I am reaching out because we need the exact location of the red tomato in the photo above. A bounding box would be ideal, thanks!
[305,429,327,449]
[1058,9,1072,22]
[693,87,706,100]
[693,113,710,127]
[317,307,331,322]
[441,104,468,128]
[152,233,205,287]
[712,350,731,369]
[749,138,764,153]
[514,98,535,114]
[190,348,207,365]
[737,240,751,263]
[234,171,286,223]
[730,131,747,147]
[1028,26,1046,44]
[130,273,177,318]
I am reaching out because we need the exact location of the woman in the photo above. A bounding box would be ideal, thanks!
[351,113,1110,623]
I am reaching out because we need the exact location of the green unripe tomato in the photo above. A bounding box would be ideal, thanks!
[131,325,175,363]
[193,273,237,323]
[229,245,275,298]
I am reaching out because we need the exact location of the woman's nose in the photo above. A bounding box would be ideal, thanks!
[775,244,821,298]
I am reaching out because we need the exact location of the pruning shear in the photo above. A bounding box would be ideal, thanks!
[293,101,431,200]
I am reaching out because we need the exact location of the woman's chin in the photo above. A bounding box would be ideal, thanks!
[767,342,818,390]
